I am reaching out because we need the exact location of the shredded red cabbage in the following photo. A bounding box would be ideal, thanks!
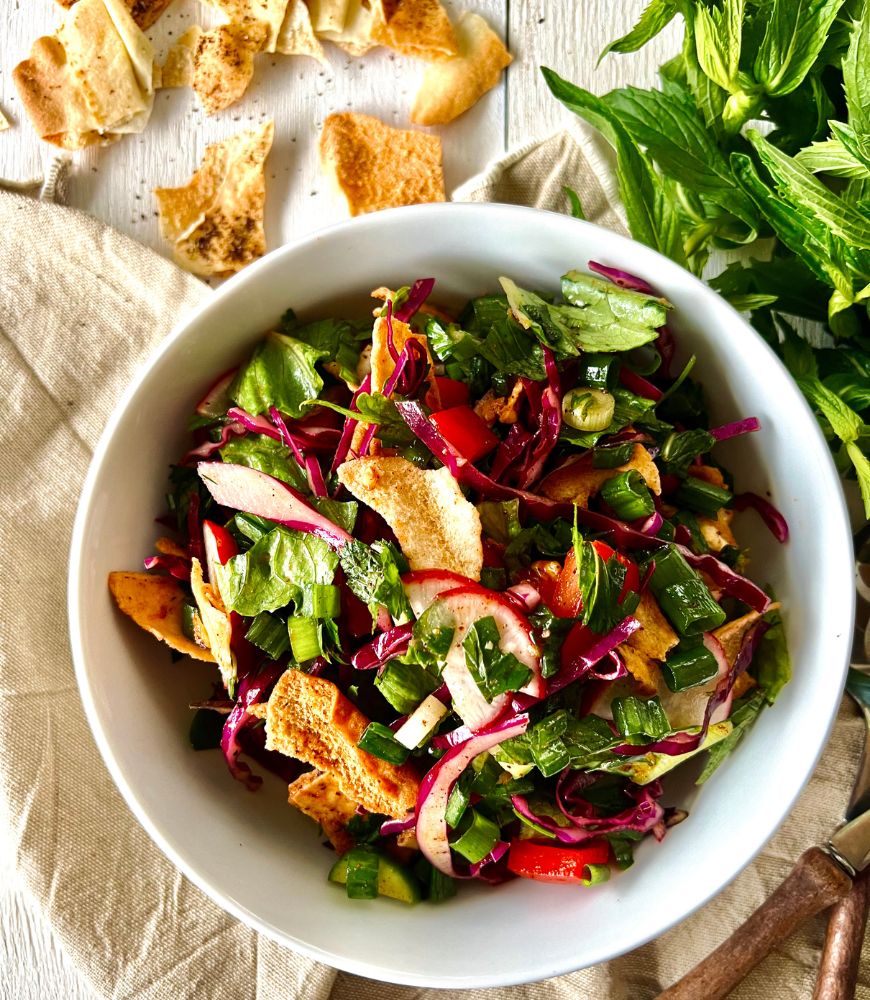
[468,840,511,882]
[379,814,416,837]
[732,492,789,543]
[676,544,771,614]
[143,554,190,581]
[226,407,282,441]
[709,416,761,441]
[350,623,414,671]
[182,421,246,463]
[619,366,663,401]
[394,278,436,323]
[186,491,204,562]
[548,616,640,694]
[221,663,283,790]
[331,373,372,473]
[517,347,563,489]
[587,261,656,295]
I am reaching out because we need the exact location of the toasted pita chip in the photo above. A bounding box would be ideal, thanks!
[411,11,511,125]
[320,112,445,216]
[287,769,358,853]
[203,0,287,53]
[688,464,727,488]
[620,645,659,696]
[626,591,678,661]
[108,571,215,662]
[318,0,383,56]
[0,108,10,131]
[154,120,273,277]
[698,508,737,552]
[154,536,188,558]
[540,444,661,509]
[712,606,779,666]
[191,21,269,114]
[373,0,458,61]
[338,456,484,580]
[55,0,174,29]
[190,558,237,691]
[276,0,326,59]
[308,0,349,32]
[160,26,201,88]
[264,668,420,817]
[475,382,524,425]
[369,312,435,395]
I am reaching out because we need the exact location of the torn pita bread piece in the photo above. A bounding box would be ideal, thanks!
[0,108,10,132]
[194,22,269,114]
[540,444,661,509]
[308,0,350,33]
[108,571,215,662]
[698,508,737,552]
[373,0,458,61]
[338,456,484,580]
[620,645,659,697]
[55,0,175,30]
[411,11,512,125]
[320,112,445,216]
[316,0,381,57]
[369,312,436,397]
[13,0,153,149]
[626,590,678,661]
[287,769,359,854]
[263,668,420,818]
[154,536,188,558]
[275,0,326,59]
[203,0,318,56]
[160,26,201,88]
[154,120,273,277]
[190,558,237,691]
[712,607,778,667]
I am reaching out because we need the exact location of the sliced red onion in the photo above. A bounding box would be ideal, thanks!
[548,616,641,694]
[507,581,541,611]
[304,455,328,498]
[637,511,663,536]
[143,554,191,581]
[516,347,563,489]
[394,278,436,323]
[587,260,657,295]
[673,523,694,547]
[350,623,413,671]
[221,662,283,790]
[196,368,237,418]
[732,492,789,543]
[182,421,247,463]
[468,840,510,879]
[431,724,473,750]
[379,814,416,837]
[197,462,353,549]
[709,416,761,442]
[619,366,663,401]
[415,713,530,876]
[676,544,771,614]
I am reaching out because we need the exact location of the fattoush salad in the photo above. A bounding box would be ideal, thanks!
[110,263,790,903]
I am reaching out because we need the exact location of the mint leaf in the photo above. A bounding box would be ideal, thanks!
[844,2,870,135]
[541,68,690,269]
[339,539,413,625]
[693,0,744,92]
[216,526,339,617]
[231,332,326,418]
[598,0,678,61]
[279,314,366,387]
[795,133,870,178]
[753,0,845,97]
[463,616,532,701]
[564,186,585,219]
[696,691,766,783]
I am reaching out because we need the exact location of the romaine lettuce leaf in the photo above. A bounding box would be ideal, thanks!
[221,433,309,492]
[231,332,327,418]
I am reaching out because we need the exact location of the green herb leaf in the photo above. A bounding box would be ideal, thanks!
[231,332,327,419]
[696,691,766,783]
[753,0,845,98]
[463,616,532,701]
[844,1,870,135]
[564,186,586,218]
[221,433,309,492]
[755,605,792,704]
[279,314,367,387]
[339,539,413,625]
[599,0,678,62]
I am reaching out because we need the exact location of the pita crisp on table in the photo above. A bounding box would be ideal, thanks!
[0,108,10,131]
[320,112,445,216]
[13,0,154,149]
[411,11,511,125]
[274,0,326,58]
[54,0,174,30]
[202,0,319,55]
[154,119,273,277]
[373,0,458,60]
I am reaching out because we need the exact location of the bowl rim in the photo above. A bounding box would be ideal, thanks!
[68,201,855,988]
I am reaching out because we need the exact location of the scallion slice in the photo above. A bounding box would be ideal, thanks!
[181,602,198,642]
[662,641,720,691]
[592,442,635,468]
[581,863,611,887]
[611,695,670,739]
[646,546,726,635]
[246,611,291,659]
[450,810,500,864]
[600,469,655,520]
[673,476,732,515]
[301,583,341,619]
[288,616,323,662]
[562,388,616,432]
[357,721,410,765]
[374,660,439,714]
[445,779,471,829]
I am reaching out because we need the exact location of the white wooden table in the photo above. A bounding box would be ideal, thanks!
[0,3,678,995]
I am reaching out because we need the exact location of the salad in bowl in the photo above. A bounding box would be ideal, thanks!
[108,262,790,904]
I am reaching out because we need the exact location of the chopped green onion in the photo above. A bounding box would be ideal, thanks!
[577,353,618,390]
[511,807,558,839]
[357,722,410,765]
[246,611,291,659]
[181,602,198,642]
[562,388,616,431]
[581,863,611,887]
[607,835,637,870]
[530,710,572,777]
[301,583,341,619]
[662,641,720,692]
[611,696,671,739]
[647,547,726,635]
[671,511,709,553]
[450,810,500,864]
[445,778,471,829]
[600,469,655,520]
[374,660,439,714]
[288,616,323,662]
[419,861,457,902]
[659,428,716,474]
[343,847,380,900]
[592,442,635,468]
[188,708,225,750]
[673,476,732,515]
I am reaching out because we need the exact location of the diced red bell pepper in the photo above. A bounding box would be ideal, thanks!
[507,839,611,883]
[433,376,470,410]
[429,405,499,462]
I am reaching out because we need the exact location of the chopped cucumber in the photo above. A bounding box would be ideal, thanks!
[328,850,422,904]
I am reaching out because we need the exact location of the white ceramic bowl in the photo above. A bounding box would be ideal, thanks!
[69,203,854,988]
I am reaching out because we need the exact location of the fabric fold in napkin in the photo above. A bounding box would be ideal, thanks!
[0,128,867,1000]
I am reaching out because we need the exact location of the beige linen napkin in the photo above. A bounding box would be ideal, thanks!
[0,130,868,1000]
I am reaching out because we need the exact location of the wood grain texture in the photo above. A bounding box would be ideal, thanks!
[813,867,870,1000]
[657,848,854,1000]
[0,2,679,997]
